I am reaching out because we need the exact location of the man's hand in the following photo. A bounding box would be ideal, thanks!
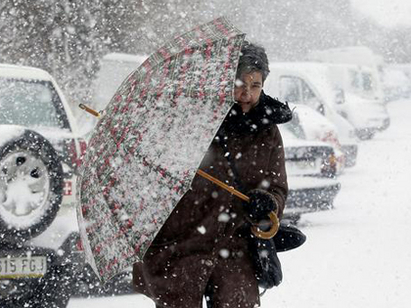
[244,189,277,222]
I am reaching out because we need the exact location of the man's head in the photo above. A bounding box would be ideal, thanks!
[234,42,270,113]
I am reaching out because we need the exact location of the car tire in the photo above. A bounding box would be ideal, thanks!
[0,129,63,242]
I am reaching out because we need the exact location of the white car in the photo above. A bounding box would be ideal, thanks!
[280,127,341,223]
[265,62,359,166]
[285,103,348,174]
[264,62,390,143]
[0,64,86,307]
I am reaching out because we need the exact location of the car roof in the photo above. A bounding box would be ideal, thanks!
[0,63,81,135]
[0,63,53,81]
[102,52,147,64]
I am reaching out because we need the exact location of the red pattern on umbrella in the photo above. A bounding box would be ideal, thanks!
[77,17,245,282]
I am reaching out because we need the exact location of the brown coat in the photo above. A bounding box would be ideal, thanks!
[133,97,289,308]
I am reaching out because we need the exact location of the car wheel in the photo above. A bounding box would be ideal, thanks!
[0,129,63,242]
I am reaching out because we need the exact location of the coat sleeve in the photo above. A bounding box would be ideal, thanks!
[264,125,288,219]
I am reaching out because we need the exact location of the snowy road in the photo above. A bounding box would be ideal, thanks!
[68,99,411,308]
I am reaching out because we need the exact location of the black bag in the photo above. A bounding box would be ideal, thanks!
[274,222,307,253]
[248,222,306,289]
[248,233,282,289]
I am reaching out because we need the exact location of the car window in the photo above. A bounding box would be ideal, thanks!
[362,72,374,92]
[349,69,361,90]
[0,78,70,130]
[279,76,301,103]
[301,80,316,101]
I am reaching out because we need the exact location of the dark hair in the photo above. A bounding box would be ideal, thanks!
[236,41,270,82]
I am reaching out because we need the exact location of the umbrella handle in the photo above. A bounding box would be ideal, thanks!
[250,212,279,239]
[196,169,279,239]
[196,169,249,201]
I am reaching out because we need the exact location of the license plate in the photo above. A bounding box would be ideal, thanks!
[0,256,47,279]
[286,159,320,176]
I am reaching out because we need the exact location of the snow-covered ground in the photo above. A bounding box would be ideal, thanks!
[68,98,411,308]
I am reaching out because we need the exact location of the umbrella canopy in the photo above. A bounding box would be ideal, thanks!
[77,17,245,282]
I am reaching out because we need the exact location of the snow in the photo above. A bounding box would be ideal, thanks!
[352,0,411,28]
[0,64,53,81]
[68,98,411,307]
[0,125,25,147]
[102,53,147,64]
[28,205,80,251]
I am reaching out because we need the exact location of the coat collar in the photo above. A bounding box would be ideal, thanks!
[219,91,292,136]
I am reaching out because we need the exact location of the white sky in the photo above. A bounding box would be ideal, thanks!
[352,0,411,28]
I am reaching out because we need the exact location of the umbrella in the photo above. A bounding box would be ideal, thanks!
[77,17,247,282]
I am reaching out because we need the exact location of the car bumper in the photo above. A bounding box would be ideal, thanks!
[0,237,84,305]
[285,176,341,215]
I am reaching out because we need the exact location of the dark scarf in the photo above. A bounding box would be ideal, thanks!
[218,91,292,137]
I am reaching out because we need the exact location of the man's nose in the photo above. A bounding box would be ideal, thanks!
[241,88,251,101]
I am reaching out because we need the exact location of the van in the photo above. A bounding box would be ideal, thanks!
[77,53,147,135]
[264,62,359,166]
[265,61,389,140]
[307,46,385,102]
[92,53,147,112]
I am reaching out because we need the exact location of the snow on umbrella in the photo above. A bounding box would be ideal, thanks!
[77,17,246,282]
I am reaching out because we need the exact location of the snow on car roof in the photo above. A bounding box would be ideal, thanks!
[290,103,337,130]
[102,52,147,64]
[270,61,339,103]
[0,63,52,81]
[280,125,331,148]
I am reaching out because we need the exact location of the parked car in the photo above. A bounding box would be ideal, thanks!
[265,62,359,166]
[280,127,341,223]
[92,52,146,112]
[306,46,386,102]
[266,61,389,140]
[74,53,149,137]
[285,103,346,174]
[0,64,86,307]
[325,63,390,137]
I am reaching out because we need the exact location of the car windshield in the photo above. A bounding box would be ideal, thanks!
[281,111,306,140]
[0,78,70,129]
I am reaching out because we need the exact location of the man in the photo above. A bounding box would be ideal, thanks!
[133,41,291,308]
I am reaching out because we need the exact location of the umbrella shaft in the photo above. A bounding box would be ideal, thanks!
[197,169,250,202]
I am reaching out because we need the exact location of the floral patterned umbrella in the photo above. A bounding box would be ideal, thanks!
[77,17,245,282]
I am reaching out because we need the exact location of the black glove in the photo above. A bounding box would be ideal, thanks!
[244,189,277,222]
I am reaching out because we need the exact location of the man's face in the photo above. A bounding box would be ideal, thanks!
[234,71,263,113]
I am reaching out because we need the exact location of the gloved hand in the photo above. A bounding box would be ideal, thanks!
[244,189,277,222]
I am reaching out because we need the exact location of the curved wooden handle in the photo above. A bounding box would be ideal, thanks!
[250,211,279,239]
